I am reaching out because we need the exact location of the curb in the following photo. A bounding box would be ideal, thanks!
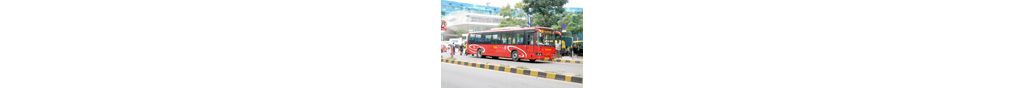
[542,59,582,64]
[442,58,583,84]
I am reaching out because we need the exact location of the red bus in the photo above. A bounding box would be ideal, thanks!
[465,27,561,62]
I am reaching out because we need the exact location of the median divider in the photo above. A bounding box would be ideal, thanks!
[442,58,583,83]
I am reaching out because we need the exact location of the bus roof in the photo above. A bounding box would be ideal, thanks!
[468,27,556,34]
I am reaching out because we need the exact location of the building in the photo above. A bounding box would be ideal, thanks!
[443,11,503,32]
[441,0,582,40]
[442,0,582,17]
[442,0,501,17]
[442,0,582,31]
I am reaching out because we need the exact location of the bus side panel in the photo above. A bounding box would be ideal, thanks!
[480,44,506,58]
[467,43,485,56]
[470,44,555,60]
[524,45,556,60]
[499,44,551,60]
[540,46,557,60]
[492,44,509,58]
[519,44,537,59]
[486,44,524,59]
[507,44,529,59]
[482,44,495,57]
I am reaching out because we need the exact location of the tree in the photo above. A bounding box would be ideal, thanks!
[498,3,528,27]
[556,12,582,33]
[521,0,567,27]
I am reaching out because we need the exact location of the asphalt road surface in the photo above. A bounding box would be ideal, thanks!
[448,54,583,77]
[441,63,582,88]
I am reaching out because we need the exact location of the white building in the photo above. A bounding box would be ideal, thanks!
[442,11,504,32]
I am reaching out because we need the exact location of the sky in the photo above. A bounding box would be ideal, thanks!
[448,0,583,8]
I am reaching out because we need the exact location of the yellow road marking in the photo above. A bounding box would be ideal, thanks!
[565,75,573,82]
[546,73,556,79]
[530,71,538,76]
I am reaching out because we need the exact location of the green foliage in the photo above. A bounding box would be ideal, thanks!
[521,0,567,27]
[557,13,582,33]
[498,0,581,34]
[521,0,568,15]
[530,15,561,28]
[498,4,526,27]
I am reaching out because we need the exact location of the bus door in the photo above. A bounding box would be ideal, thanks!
[529,31,540,58]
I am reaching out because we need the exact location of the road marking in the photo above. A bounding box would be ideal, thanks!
[565,75,573,82]
[442,62,583,85]
[546,72,556,79]
[442,58,583,84]
[530,71,539,76]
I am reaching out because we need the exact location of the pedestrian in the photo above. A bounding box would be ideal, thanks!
[449,44,455,57]
[458,45,465,56]
[441,45,447,58]
[570,45,579,58]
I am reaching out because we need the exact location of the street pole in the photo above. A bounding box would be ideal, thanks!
[526,14,532,27]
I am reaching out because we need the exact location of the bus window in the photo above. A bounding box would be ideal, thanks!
[515,32,528,45]
[535,31,559,46]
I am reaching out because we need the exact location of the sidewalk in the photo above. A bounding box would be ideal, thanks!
[557,56,583,61]
[542,56,582,64]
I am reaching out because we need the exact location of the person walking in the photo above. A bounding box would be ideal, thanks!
[449,44,455,57]
[441,44,447,58]
[458,44,465,56]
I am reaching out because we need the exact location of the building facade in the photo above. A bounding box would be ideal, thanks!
[442,0,582,31]
[442,0,582,40]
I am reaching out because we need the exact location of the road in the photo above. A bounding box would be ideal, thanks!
[441,63,582,88]
[447,54,584,77]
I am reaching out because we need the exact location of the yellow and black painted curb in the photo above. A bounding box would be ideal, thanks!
[442,59,583,84]
[542,59,582,64]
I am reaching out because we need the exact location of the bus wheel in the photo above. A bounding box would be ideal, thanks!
[476,49,484,58]
[511,51,520,62]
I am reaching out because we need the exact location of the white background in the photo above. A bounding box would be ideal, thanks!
[2,0,1024,88]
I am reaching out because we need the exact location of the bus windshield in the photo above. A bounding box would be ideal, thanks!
[535,30,560,46]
